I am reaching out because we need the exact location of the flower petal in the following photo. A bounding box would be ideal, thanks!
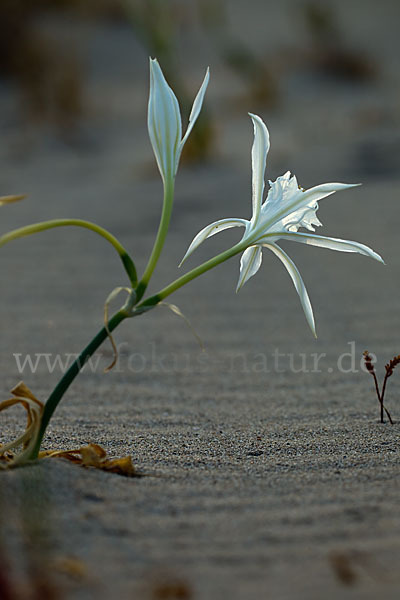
[274,232,384,263]
[236,245,263,291]
[180,218,247,266]
[280,200,322,233]
[249,113,270,224]
[148,58,182,183]
[264,181,360,234]
[180,67,210,151]
[296,182,360,205]
[263,171,298,215]
[264,243,316,337]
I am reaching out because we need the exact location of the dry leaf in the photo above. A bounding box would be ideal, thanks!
[52,556,88,579]
[1,384,137,476]
[0,382,44,468]
[0,194,26,206]
[40,443,137,477]
[329,551,358,585]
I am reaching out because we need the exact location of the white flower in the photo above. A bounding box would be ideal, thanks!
[181,113,383,336]
[148,58,209,184]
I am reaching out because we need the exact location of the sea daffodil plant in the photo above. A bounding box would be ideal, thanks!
[181,114,383,336]
[0,59,383,468]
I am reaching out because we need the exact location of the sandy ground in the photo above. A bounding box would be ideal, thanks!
[0,2,400,599]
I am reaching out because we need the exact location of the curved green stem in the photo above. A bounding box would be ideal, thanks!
[24,239,245,460]
[0,219,138,287]
[28,310,127,460]
[137,240,246,309]
[135,180,175,301]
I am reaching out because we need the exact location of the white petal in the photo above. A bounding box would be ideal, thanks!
[236,245,263,291]
[264,243,316,337]
[148,58,182,183]
[180,218,247,266]
[265,182,360,233]
[249,114,270,224]
[264,171,298,213]
[281,201,322,233]
[275,232,384,263]
[180,68,210,152]
[296,182,360,206]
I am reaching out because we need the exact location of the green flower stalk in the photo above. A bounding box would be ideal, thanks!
[0,219,137,288]
[0,59,211,464]
[136,58,209,300]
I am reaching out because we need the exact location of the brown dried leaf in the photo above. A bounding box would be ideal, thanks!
[1,384,137,476]
[38,449,84,463]
[0,382,43,467]
[80,443,107,464]
[40,443,137,477]
[329,551,358,586]
[52,556,88,579]
[0,194,26,206]
[99,455,136,477]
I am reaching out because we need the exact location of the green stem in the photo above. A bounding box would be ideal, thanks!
[28,310,127,460]
[27,238,244,459]
[136,180,175,301]
[0,219,137,287]
[137,240,246,309]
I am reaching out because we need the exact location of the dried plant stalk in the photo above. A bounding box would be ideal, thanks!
[363,351,395,424]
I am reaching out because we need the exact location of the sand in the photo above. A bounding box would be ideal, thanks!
[0,2,399,598]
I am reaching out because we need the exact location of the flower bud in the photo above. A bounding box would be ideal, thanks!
[148,58,209,185]
[148,59,182,185]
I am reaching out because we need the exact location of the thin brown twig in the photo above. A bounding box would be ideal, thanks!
[371,370,385,423]
[380,374,394,425]
[363,351,394,424]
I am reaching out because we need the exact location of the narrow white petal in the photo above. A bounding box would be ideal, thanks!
[264,243,316,337]
[301,181,360,200]
[180,218,247,266]
[148,58,182,183]
[249,113,270,223]
[275,232,384,263]
[180,68,210,152]
[236,245,263,291]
